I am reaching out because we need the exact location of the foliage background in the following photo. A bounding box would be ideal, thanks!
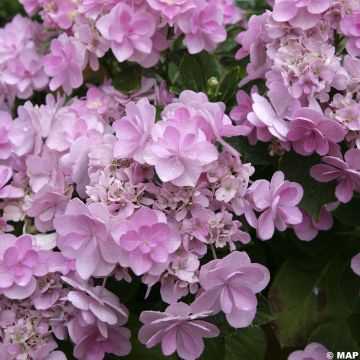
[1,0,360,359]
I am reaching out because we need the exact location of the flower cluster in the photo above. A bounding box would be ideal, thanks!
[0,15,48,110]
[1,79,304,358]
[1,0,358,358]
[15,0,244,94]
[232,0,360,239]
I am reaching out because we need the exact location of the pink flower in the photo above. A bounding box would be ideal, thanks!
[287,108,345,156]
[18,0,42,15]
[209,0,244,25]
[138,302,219,360]
[230,90,253,125]
[250,171,303,240]
[340,12,360,56]
[0,235,45,299]
[113,98,156,164]
[75,23,110,71]
[176,2,226,54]
[43,34,87,94]
[111,207,181,276]
[54,198,120,279]
[192,251,270,328]
[8,101,43,157]
[63,275,128,334]
[351,253,360,277]
[144,108,218,187]
[288,342,329,360]
[248,93,290,142]
[310,148,360,203]
[27,184,69,232]
[165,90,249,141]
[147,0,195,21]
[235,12,269,64]
[0,166,24,199]
[0,111,12,160]
[68,315,131,360]
[96,3,156,63]
[272,0,332,30]
[2,48,48,99]
[26,149,63,193]
[293,208,333,241]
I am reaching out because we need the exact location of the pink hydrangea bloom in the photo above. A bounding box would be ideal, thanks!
[235,12,269,63]
[248,93,289,143]
[75,23,110,72]
[176,2,226,54]
[68,315,132,360]
[288,342,329,360]
[111,207,181,276]
[272,0,332,30]
[27,184,69,232]
[250,171,303,240]
[18,0,42,15]
[43,34,87,94]
[54,198,120,279]
[138,302,219,360]
[8,101,44,157]
[0,166,24,199]
[113,98,156,163]
[310,148,360,203]
[340,12,360,56]
[63,275,128,335]
[0,234,49,299]
[147,0,195,21]
[164,90,249,141]
[0,111,12,160]
[144,108,218,187]
[287,108,345,156]
[96,3,156,63]
[192,251,270,328]
[0,235,38,299]
[2,48,48,99]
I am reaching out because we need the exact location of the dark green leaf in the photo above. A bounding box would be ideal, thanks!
[252,295,276,327]
[269,259,350,347]
[280,152,337,219]
[333,197,360,227]
[193,52,222,82]
[218,66,241,104]
[179,54,205,92]
[226,136,275,166]
[225,327,267,360]
[309,320,360,353]
[201,337,226,360]
[113,64,143,93]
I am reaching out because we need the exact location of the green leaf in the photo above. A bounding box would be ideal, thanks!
[201,337,226,360]
[333,197,360,227]
[113,64,143,93]
[309,320,360,353]
[179,54,205,92]
[218,66,241,105]
[193,52,222,82]
[269,259,350,347]
[252,295,277,327]
[225,327,267,360]
[279,152,336,219]
[226,136,275,166]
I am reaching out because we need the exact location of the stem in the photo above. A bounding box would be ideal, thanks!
[210,243,218,259]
